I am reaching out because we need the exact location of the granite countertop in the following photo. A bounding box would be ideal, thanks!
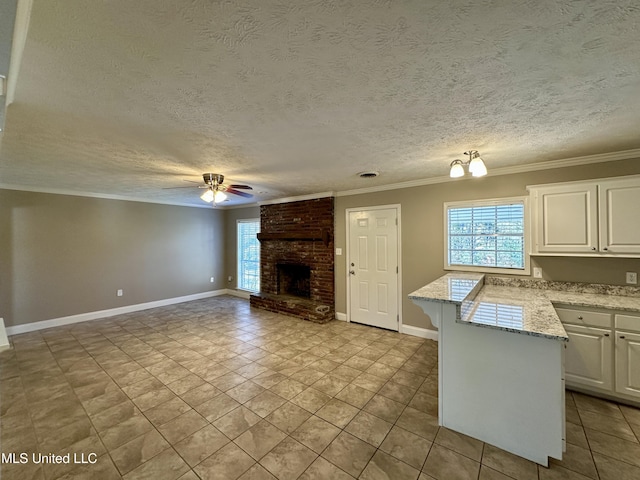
[409,273,640,342]
[407,272,484,304]
[468,285,567,341]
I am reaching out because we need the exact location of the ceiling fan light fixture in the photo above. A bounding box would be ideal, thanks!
[214,190,227,202]
[201,188,228,204]
[201,189,214,203]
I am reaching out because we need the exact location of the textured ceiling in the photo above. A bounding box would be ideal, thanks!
[1,0,639,207]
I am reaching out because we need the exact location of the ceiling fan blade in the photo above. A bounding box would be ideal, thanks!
[226,187,253,198]
[162,185,208,189]
[228,184,253,190]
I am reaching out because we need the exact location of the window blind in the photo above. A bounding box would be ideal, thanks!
[447,202,525,270]
[237,220,260,292]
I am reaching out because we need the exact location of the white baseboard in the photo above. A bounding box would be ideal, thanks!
[0,318,10,350]
[225,289,251,300]
[333,312,437,341]
[401,324,439,341]
[5,289,229,336]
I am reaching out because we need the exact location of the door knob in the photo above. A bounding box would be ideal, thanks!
[349,270,355,275]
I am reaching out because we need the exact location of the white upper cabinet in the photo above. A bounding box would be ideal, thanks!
[598,177,640,254]
[529,175,640,257]
[532,183,598,253]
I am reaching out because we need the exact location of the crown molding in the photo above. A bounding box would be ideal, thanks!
[221,202,260,210]
[335,148,640,197]
[258,191,335,206]
[3,149,638,207]
[6,0,34,106]
[0,183,217,209]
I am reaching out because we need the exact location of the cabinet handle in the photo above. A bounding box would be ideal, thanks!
[620,335,625,339]
[603,247,608,251]
[604,333,610,337]
[591,247,596,251]
[577,316,583,320]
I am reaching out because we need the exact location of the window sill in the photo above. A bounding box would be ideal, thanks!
[445,265,531,276]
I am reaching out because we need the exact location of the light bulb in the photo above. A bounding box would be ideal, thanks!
[450,161,465,178]
[469,157,487,177]
[214,190,227,202]
[201,189,214,202]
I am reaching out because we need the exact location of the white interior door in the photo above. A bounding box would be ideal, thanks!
[348,208,399,331]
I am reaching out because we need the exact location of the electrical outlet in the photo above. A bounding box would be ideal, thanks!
[626,272,638,285]
[210,277,215,283]
[117,289,123,297]
[533,267,543,279]
[228,276,233,282]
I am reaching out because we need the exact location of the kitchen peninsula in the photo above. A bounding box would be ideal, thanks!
[409,273,568,466]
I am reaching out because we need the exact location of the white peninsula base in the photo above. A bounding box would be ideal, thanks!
[412,297,565,466]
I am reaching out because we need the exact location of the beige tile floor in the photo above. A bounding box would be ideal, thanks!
[1,295,639,480]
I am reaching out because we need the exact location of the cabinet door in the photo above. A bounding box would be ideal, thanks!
[615,331,640,399]
[599,178,640,254]
[564,324,613,391]
[532,184,598,253]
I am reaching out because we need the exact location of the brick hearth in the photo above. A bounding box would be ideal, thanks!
[250,197,334,323]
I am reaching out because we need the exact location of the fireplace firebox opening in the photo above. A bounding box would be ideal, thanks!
[277,263,311,298]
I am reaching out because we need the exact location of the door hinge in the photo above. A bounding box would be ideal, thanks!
[397,314,399,323]
[396,266,398,274]
[395,217,398,225]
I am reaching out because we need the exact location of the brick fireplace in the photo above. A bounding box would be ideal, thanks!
[250,197,335,323]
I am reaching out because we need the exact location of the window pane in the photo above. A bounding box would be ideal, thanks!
[447,202,525,270]
[237,220,260,292]
[497,236,523,252]
[473,235,496,251]
[450,235,472,250]
[450,250,473,265]
[497,251,524,268]
[473,250,496,267]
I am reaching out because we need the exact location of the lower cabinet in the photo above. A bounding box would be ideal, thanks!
[615,330,640,398]
[556,306,640,402]
[563,324,613,390]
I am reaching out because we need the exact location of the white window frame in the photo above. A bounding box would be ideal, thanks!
[444,196,530,276]
[237,219,260,292]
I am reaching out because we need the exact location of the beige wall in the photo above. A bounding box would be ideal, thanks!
[335,158,640,330]
[3,159,639,331]
[0,190,224,327]
[223,206,260,291]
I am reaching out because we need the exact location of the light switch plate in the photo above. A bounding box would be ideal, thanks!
[533,267,543,278]
[336,248,342,255]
